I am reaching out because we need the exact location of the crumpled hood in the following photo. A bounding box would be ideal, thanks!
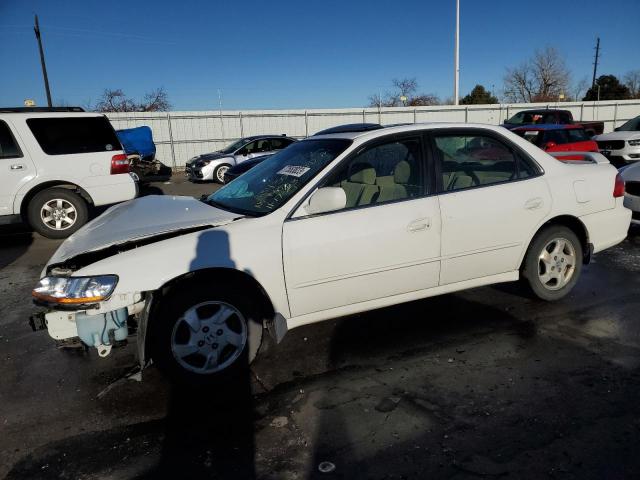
[49,195,242,264]
[594,131,640,141]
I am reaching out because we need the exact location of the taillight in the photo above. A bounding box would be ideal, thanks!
[110,154,130,175]
[613,173,625,198]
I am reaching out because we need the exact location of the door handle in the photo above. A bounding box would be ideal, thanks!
[407,217,431,232]
[10,164,25,170]
[524,197,543,210]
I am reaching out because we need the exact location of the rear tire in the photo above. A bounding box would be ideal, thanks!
[522,225,583,301]
[149,281,263,386]
[27,188,89,239]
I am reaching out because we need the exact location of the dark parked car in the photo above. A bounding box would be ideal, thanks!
[502,109,604,137]
[223,155,272,183]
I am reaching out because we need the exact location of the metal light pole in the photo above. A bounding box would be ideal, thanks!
[453,0,460,105]
[34,14,52,107]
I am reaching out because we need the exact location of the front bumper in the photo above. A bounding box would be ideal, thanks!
[599,145,640,165]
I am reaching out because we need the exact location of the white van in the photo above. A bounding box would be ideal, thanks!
[0,107,137,238]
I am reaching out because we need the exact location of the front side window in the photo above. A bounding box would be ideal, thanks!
[208,139,351,215]
[254,139,272,153]
[0,121,22,159]
[434,134,530,191]
[319,137,425,209]
[26,117,121,155]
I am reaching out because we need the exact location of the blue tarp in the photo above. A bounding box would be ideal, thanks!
[116,126,156,159]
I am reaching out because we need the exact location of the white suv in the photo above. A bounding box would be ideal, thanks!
[0,108,137,238]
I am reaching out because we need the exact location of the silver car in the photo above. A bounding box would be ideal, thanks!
[185,135,296,183]
[620,162,640,226]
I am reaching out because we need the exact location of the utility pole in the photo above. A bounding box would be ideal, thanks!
[453,0,460,105]
[591,37,600,90]
[34,15,52,107]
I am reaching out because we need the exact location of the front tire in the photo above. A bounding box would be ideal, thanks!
[214,163,231,184]
[150,282,263,386]
[522,225,583,301]
[27,188,89,239]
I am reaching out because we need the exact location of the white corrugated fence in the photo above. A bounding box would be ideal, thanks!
[106,99,640,169]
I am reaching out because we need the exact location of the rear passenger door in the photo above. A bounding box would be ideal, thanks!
[432,129,551,285]
[282,134,441,317]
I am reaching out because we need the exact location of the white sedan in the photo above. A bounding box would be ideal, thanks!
[33,123,631,384]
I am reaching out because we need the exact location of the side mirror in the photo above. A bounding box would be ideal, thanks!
[306,187,346,215]
[544,141,557,150]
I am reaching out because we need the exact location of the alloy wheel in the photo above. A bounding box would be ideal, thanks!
[40,199,77,231]
[170,301,247,374]
[537,237,576,291]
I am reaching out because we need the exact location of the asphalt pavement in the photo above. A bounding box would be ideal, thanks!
[1,177,639,479]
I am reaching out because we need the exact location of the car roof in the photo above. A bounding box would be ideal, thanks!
[515,109,570,114]
[305,122,512,142]
[312,123,383,136]
[243,134,294,141]
[512,124,583,131]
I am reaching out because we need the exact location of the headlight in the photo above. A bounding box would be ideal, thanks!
[628,139,640,147]
[32,275,118,305]
[200,159,211,166]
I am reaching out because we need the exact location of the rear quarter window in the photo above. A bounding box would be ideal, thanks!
[26,116,121,155]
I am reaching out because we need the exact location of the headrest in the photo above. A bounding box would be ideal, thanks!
[394,161,411,184]
[349,164,376,185]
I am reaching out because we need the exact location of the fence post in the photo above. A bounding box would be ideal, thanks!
[464,106,469,123]
[613,102,618,128]
[580,103,584,121]
[239,111,244,137]
[166,112,177,170]
[506,105,510,121]
[362,109,366,123]
[413,108,417,123]
[304,111,309,137]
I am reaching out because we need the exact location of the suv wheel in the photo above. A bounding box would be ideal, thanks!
[150,282,263,385]
[27,188,89,239]
[214,164,231,183]
[522,225,583,301]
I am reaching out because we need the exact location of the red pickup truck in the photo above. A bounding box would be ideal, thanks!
[502,109,604,137]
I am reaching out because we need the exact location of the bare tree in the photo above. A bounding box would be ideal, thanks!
[367,78,439,107]
[504,47,570,103]
[571,78,589,102]
[624,70,640,98]
[408,94,440,106]
[95,87,170,112]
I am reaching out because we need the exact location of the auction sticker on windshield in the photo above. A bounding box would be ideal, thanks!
[278,165,310,177]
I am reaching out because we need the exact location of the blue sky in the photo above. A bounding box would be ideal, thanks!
[1,0,638,111]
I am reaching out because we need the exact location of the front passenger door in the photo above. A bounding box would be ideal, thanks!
[282,135,441,318]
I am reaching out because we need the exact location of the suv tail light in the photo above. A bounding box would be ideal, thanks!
[110,154,130,175]
[613,173,625,198]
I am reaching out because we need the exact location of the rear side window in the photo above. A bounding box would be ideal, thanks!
[26,117,121,155]
[434,134,534,191]
[567,128,589,142]
[271,138,294,150]
[543,130,569,145]
[0,121,22,159]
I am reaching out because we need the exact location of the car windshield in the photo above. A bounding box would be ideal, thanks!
[207,138,352,215]
[617,117,640,131]
[219,138,250,154]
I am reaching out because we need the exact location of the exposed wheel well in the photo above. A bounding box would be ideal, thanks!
[19,182,93,220]
[157,268,275,322]
[523,215,591,268]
